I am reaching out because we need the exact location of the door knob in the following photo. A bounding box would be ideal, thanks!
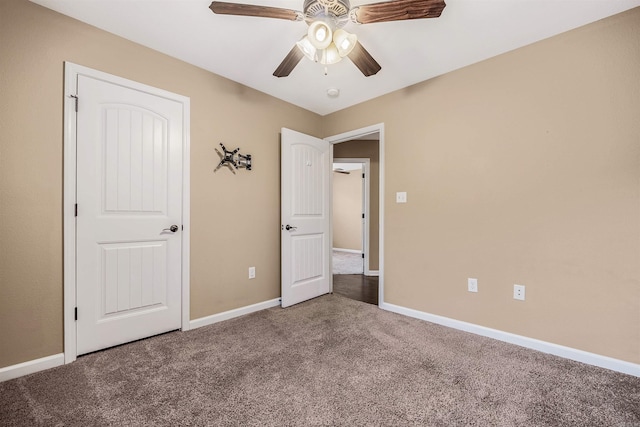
[285,224,297,231]
[163,225,179,233]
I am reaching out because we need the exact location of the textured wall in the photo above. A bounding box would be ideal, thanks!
[0,0,321,368]
[323,8,640,364]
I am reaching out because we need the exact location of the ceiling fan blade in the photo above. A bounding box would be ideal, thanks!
[351,0,446,24]
[348,41,381,77]
[273,45,305,78]
[209,1,302,21]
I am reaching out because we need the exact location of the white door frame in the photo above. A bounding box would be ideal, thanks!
[332,158,371,275]
[63,62,191,363]
[325,123,384,305]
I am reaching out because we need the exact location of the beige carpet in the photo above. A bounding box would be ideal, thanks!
[1,294,639,426]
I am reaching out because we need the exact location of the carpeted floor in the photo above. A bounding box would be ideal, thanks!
[333,250,363,274]
[1,294,639,426]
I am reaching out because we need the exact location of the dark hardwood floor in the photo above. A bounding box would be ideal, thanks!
[333,274,378,305]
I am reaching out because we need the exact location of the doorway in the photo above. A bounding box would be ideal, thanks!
[63,63,191,363]
[332,160,367,275]
[328,125,384,306]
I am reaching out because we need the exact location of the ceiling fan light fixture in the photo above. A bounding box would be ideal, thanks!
[333,29,357,57]
[296,36,317,61]
[308,21,333,49]
[320,43,342,65]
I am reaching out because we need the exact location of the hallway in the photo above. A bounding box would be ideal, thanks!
[333,274,378,305]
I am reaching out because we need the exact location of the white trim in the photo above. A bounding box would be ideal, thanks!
[63,63,78,364]
[326,123,385,305]
[362,160,371,276]
[0,353,64,383]
[332,248,362,254]
[365,270,379,277]
[190,298,281,330]
[381,302,640,377]
[181,84,192,332]
[63,62,191,363]
[329,145,334,294]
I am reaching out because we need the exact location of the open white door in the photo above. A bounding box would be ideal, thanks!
[281,128,331,308]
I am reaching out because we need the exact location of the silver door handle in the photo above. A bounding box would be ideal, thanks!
[285,225,297,231]
[163,225,179,233]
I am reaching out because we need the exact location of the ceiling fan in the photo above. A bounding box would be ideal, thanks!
[333,167,351,174]
[209,0,446,77]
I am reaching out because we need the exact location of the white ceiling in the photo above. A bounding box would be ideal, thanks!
[31,0,640,116]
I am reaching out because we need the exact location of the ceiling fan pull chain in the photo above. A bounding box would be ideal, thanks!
[321,48,329,75]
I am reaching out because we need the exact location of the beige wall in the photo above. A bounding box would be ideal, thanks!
[334,140,380,271]
[333,169,363,251]
[323,8,640,364]
[0,0,321,368]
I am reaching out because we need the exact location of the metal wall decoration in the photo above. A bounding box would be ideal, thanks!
[215,143,252,172]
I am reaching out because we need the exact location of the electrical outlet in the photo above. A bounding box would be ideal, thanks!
[514,284,525,300]
[468,278,478,293]
[248,267,256,279]
[396,192,407,203]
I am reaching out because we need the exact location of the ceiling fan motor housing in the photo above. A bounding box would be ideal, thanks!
[303,0,351,28]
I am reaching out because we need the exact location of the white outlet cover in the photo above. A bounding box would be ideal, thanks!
[468,278,478,292]
[514,284,525,300]
[396,192,407,203]
[248,267,256,279]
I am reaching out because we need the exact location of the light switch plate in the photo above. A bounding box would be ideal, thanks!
[396,192,407,203]
[468,278,478,293]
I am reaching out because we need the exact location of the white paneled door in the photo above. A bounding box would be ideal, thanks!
[281,128,331,307]
[75,74,184,355]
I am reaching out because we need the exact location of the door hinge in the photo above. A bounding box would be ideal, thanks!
[75,204,78,217]
[362,213,365,219]
[74,307,78,321]
[362,173,365,179]
[362,253,365,259]
[69,94,78,112]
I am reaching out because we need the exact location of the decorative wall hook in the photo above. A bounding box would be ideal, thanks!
[215,143,253,173]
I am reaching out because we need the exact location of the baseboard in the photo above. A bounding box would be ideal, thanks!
[0,353,65,383]
[332,248,362,254]
[190,298,281,330]
[1,299,281,382]
[365,270,379,277]
[380,302,640,377]
[9,304,635,382]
